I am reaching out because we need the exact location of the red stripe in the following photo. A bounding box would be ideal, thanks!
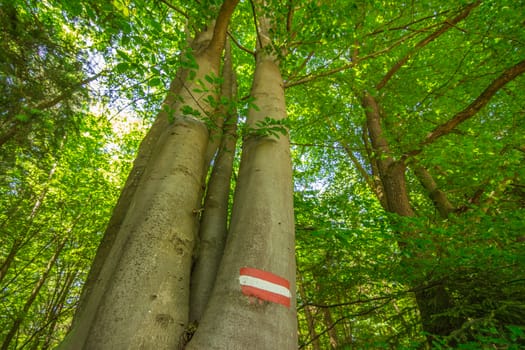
[241,285,291,307]
[239,267,290,288]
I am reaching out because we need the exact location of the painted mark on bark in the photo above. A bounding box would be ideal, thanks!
[239,267,291,307]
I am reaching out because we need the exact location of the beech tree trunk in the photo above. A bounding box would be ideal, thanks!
[57,2,238,348]
[362,92,414,218]
[59,66,192,350]
[186,7,297,349]
[189,41,238,322]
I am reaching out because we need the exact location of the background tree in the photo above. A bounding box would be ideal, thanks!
[289,0,525,347]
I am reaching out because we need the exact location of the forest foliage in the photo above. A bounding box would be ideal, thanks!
[1,0,524,348]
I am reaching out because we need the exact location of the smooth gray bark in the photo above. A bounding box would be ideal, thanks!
[57,0,240,344]
[186,10,297,350]
[189,41,238,322]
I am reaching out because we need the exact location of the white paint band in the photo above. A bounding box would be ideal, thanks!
[239,275,291,298]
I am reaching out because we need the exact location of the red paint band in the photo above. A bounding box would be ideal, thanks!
[241,285,291,307]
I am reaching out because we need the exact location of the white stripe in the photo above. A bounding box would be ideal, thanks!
[239,275,291,298]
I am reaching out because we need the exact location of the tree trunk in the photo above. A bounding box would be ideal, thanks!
[84,46,213,350]
[189,40,238,322]
[186,8,297,349]
[57,2,238,348]
[59,63,190,350]
[362,92,414,217]
[203,41,235,168]
[362,92,461,340]
[413,282,460,342]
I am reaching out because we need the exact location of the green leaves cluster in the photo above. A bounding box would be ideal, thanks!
[242,116,290,139]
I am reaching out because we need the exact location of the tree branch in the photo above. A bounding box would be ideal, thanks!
[300,295,393,310]
[284,61,355,88]
[157,0,189,19]
[376,1,481,90]
[366,9,451,37]
[412,165,454,217]
[407,58,525,157]
[285,28,422,88]
[207,0,240,57]
[286,51,314,82]
[227,31,255,56]
[298,301,391,349]
[249,0,263,50]
[286,0,294,35]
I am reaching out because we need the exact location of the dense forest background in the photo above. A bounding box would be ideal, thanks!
[1,0,524,348]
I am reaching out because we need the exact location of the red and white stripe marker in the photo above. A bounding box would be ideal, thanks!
[239,267,291,308]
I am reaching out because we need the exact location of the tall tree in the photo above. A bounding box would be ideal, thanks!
[57,1,240,349]
[187,0,297,347]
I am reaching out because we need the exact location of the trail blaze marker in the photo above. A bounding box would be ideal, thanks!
[239,267,291,307]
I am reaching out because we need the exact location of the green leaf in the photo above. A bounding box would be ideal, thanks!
[115,62,129,73]
[205,74,214,84]
[116,49,130,61]
[148,77,162,87]
[15,114,30,122]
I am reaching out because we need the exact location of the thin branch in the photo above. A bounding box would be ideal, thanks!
[323,116,377,193]
[249,0,263,51]
[227,31,255,56]
[362,123,388,209]
[157,0,189,19]
[376,1,481,90]
[418,40,475,106]
[298,317,346,349]
[406,58,525,157]
[412,164,455,217]
[298,301,391,349]
[366,9,451,37]
[286,0,294,36]
[285,28,423,88]
[36,72,104,110]
[363,8,405,37]
[286,51,314,82]
[290,142,343,149]
[285,61,355,88]
[300,295,393,310]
